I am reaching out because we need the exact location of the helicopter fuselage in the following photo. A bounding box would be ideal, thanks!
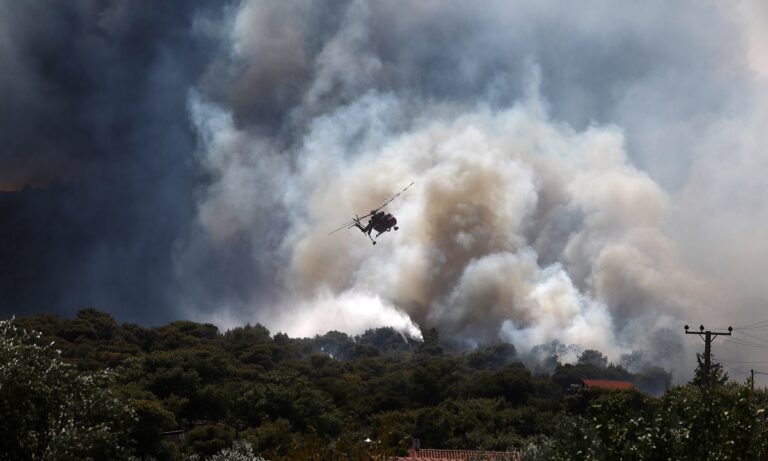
[353,212,399,244]
[370,212,397,234]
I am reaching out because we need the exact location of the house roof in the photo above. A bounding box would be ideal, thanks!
[393,449,521,460]
[582,379,634,390]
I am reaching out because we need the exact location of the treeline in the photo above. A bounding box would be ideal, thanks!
[2,308,767,460]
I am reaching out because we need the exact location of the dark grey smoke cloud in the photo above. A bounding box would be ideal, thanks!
[2,0,767,381]
[0,0,221,322]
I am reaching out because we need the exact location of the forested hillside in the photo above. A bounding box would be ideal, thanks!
[2,309,767,460]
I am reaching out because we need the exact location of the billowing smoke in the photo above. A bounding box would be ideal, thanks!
[186,76,704,368]
[3,0,768,381]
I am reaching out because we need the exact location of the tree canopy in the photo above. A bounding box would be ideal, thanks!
[3,309,765,460]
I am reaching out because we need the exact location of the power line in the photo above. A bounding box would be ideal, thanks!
[730,368,749,376]
[734,325,768,331]
[718,358,768,365]
[724,338,768,350]
[738,331,768,344]
[728,364,768,390]
[725,336,768,348]
[734,319,768,330]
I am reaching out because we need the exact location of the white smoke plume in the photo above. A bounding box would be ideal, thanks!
[185,81,692,369]
[174,0,768,381]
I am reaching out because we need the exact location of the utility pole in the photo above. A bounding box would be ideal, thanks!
[750,369,768,391]
[684,324,732,386]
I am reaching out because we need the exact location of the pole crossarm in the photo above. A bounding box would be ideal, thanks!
[684,324,733,338]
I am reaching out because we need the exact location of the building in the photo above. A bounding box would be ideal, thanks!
[581,378,634,390]
[392,448,521,460]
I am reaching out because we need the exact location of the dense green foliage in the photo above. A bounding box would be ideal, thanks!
[0,318,135,460]
[3,309,767,460]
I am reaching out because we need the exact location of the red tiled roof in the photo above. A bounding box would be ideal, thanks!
[392,448,521,460]
[582,379,634,390]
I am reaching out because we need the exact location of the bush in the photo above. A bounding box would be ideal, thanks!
[0,319,135,460]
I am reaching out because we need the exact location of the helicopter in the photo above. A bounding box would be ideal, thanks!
[328,182,414,245]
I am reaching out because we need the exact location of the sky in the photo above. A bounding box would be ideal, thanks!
[1,0,768,381]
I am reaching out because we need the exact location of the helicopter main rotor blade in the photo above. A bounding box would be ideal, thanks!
[356,211,375,220]
[328,220,357,235]
[373,181,415,212]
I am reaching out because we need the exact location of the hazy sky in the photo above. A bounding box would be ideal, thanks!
[2,0,767,380]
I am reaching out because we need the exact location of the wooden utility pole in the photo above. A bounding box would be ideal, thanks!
[684,324,732,386]
[750,369,768,391]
